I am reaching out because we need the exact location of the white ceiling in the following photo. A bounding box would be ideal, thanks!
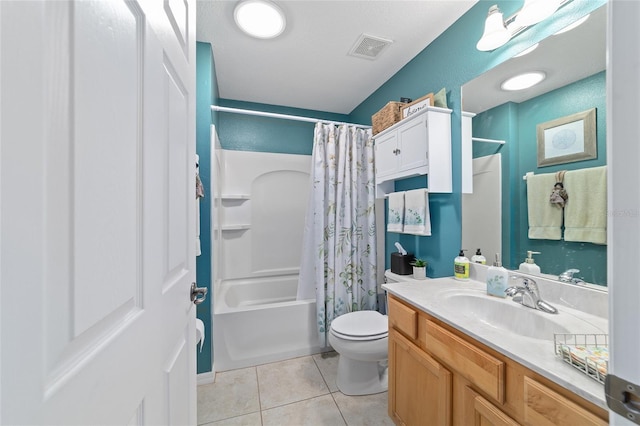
[196,0,477,114]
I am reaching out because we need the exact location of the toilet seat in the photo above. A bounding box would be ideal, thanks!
[330,311,388,341]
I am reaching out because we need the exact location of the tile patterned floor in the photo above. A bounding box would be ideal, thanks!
[197,352,395,426]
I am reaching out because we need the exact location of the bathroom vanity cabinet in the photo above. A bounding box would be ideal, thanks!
[374,107,452,198]
[387,294,608,426]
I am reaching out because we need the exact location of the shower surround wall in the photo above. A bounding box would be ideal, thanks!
[212,149,324,371]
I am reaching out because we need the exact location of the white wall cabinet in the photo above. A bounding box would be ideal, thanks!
[374,106,452,197]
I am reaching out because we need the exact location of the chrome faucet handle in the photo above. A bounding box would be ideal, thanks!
[559,268,580,282]
[504,286,523,297]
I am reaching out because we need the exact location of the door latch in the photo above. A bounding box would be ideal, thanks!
[605,374,640,425]
[190,282,208,305]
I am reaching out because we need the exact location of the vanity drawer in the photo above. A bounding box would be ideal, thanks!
[388,296,418,340]
[523,377,606,426]
[425,319,505,403]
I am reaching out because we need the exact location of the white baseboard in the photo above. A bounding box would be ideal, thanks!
[197,371,215,385]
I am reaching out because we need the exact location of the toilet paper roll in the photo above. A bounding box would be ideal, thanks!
[196,319,205,353]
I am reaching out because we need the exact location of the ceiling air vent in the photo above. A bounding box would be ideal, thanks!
[348,34,393,60]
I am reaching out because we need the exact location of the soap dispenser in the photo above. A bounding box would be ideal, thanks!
[486,253,509,298]
[471,249,486,264]
[519,251,541,275]
[454,250,470,281]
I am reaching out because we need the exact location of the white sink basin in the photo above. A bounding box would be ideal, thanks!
[439,290,603,341]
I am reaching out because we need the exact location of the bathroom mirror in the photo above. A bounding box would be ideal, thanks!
[462,5,607,286]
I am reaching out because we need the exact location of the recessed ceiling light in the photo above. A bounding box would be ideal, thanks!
[513,43,539,58]
[554,14,590,35]
[234,0,286,39]
[501,71,546,91]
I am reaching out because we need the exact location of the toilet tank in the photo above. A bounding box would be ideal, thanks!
[380,269,431,314]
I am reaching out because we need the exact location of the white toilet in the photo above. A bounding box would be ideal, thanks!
[328,310,388,396]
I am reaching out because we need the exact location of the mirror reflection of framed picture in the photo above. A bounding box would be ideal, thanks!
[537,108,597,167]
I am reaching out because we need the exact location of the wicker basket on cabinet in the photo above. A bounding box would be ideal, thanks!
[372,101,404,135]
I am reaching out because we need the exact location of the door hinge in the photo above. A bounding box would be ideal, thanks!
[606,374,640,424]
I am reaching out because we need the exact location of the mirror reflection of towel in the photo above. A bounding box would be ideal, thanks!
[564,166,607,245]
[527,173,562,240]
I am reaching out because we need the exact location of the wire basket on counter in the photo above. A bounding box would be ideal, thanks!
[554,333,608,384]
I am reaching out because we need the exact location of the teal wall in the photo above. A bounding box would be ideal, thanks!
[196,42,218,374]
[473,71,606,284]
[348,0,605,278]
[217,99,350,154]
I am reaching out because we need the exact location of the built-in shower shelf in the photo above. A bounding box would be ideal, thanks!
[218,224,251,231]
[387,229,432,237]
[218,194,250,200]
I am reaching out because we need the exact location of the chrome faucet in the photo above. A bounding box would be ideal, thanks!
[505,275,558,314]
[558,268,585,285]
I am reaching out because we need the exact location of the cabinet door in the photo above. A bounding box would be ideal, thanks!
[389,328,452,426]
[374,130,399,179]
[523,377,607,426]
[462,387,520,426]
[397,114,428,173]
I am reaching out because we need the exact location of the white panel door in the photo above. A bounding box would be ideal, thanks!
[0,0,196,424]
[607,1,640,424]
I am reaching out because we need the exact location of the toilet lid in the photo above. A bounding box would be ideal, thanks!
[330,311,388,340]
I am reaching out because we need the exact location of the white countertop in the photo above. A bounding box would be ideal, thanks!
[382,276,608,410]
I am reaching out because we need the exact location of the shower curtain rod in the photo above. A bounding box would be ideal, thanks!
[210,105,372,129]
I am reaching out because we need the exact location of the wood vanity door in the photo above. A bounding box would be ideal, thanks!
[523,377,607,426]
[462,387,520,426]
[389,327,452,426]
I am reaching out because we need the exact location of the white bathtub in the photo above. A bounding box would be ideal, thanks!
[212,275,325,372]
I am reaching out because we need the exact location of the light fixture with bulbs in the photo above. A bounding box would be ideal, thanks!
[514,0,563,27]
[476,0,572,51]
[234,0,286,39]
[476,5,511,51]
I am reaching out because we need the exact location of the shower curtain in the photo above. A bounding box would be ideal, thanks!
[298,122,377,345]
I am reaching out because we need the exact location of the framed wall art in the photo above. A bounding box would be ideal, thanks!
[537,108,597,167]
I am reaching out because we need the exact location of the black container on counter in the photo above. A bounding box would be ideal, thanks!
[390,252,415,275]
